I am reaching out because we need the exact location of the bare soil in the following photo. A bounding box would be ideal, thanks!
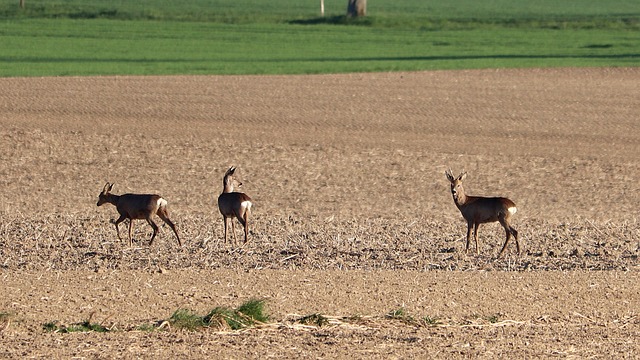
[1,68,639,358]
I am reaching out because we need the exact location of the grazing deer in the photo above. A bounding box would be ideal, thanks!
[217,166,253,244]
[96,183,181,247]
[445,170,520,257]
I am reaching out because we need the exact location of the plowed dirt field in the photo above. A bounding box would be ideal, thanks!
[1,68,639,358]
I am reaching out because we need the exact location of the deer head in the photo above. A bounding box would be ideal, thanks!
[445,169,467,202]
[97,182,114,206]
[222,167,242,193]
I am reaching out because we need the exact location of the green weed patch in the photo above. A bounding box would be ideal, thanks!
[43,320,109,333]
[168,298,269,331]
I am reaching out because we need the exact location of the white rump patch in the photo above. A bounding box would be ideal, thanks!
[158,198,168,208]
[508,206,517,215]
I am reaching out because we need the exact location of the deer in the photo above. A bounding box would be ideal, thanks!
[445,169,520,257]
[217,166,253,244]
[96,183,181,247]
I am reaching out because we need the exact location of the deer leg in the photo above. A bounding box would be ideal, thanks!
[465,223,473,254]
[230,218,238,245]
[498,217,512,258]
[112,215,126,242]
[158,210,181,247]
[147,218,159,246]
[473,223,480,254]
[128,219,134,246]
[511,226,520,255]
[222,216,228,244]
[236,211,249,243]
[243,213,249,243]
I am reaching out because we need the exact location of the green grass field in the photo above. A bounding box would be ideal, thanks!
[1,0,638,76]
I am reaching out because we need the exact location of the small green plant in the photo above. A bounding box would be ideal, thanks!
[423,315,442,327]
[486,314,500,324]
[42,318,109,333]
[203,307,239,330]
[167,299,269,332]
[204,298,269,330]
[236,298,269,324]
[43,321,59,332]
[67,320,109,333]
[168,309,206,331]
[296,313,329,327]
[135,323,157,332]
[386,308,417,325]
[387,308,406,318]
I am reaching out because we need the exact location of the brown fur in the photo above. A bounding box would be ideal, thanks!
[97,183,181,247]
[217,167,253,244]
[445,170,520,257]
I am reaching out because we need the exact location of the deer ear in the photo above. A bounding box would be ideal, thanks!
[445,169,454,182]
[458,172,467,181]
[108,183,114,191]
[229,166,236,174]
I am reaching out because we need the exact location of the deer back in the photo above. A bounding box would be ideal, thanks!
[117,193,163,219]
[218,192,252,216]
[445,170,516,223]
[458,196,516,224]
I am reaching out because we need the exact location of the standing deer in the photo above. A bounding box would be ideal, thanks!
[217,166,253,244]
[97,183,181,247]
[445,169,520,257]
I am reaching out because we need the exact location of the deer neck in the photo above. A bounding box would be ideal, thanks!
[106,193,121,206]
[452,188,467,208]
[222,179,234,193]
